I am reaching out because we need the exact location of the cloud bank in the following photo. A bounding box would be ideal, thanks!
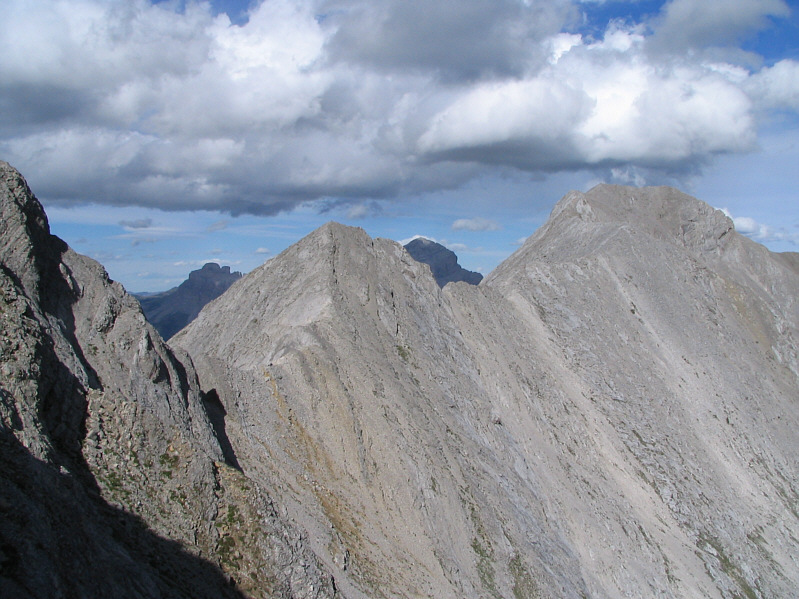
[1,0,796,214]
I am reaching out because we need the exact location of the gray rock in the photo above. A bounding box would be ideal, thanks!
[176,186,799,598]
[0,162,338,599]
[4,157,798,599]
[135,263,242,340]
[404,237,483,286]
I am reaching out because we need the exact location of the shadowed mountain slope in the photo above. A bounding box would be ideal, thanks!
[175,185,799,598]
[403,237,483,286]
[0,162,337,599]
[136,263,242,340]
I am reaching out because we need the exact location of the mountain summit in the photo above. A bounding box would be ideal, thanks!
[403,237,483,286]
[175,185,799,598]
[3,161,798,599]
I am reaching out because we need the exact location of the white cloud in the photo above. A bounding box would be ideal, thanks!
[0,0,797,215]
[417,26,757,169]
[346,204,368,219]
[417,77,591,155]
[206,220,229,233]
[651,0,790,51]
[722,209,799,246]
[452,217,501,232]
[745,60,799,111]
[119,218,153,230]
[255,247,271,255]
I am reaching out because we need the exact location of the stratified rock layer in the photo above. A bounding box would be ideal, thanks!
[176,185,799,598]
[0,162,337,599]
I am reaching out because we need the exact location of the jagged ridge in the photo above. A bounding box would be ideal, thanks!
[0,162,338,599]
[176,185,799,598]
[3,158,798,599]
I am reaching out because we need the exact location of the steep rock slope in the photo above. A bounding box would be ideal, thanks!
[403,237,483,286]
[176,186,799,598]
[136,263,242,340]
[0,162,337,599]
[485,185,799,597]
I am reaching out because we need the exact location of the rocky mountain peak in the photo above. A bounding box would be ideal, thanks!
[403,237,483,286]
[4,163,799,599]
[190,261,234,278]
[0,161,64,304]
[136,262,242,340]
[0,163,339,598]
[497,184,736,273]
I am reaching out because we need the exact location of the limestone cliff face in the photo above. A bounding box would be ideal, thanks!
[0,162,337,599]
[175,186,799,598]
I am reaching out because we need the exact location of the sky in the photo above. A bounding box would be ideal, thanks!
[2,0,798,291]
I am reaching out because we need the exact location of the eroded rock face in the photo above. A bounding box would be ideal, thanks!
[4,159,798,599]
[0,162,338,599]
[135,263,242,340]
[175,186,799,598]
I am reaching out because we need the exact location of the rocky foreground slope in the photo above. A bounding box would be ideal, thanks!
[2,158,798,599]
[175,186,799,598]
[0,162,337,599]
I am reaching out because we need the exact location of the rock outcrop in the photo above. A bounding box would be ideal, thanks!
[136,263,242,340]
[0,162,337,599]
[404,237,483,286]
[3,158,798,599]
[175,185,799,598]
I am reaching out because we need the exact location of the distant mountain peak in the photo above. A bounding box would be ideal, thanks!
[136,262,242,340]
[404,236,482,287]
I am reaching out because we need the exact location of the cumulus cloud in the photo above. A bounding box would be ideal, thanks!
[452,217,501,232]
[325,0,573,81]
[0,0,796,215]
[650,0,789,52]
[721,209,799,246]
[745,60,799,111]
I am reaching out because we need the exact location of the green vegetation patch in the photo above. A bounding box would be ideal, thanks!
[396,344,411,362]
[510,554,540,599]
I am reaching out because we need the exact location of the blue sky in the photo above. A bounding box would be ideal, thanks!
[2,0,798,291]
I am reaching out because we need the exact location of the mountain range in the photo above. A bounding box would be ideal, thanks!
[2,160,798,598]
[136,238,480,342]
